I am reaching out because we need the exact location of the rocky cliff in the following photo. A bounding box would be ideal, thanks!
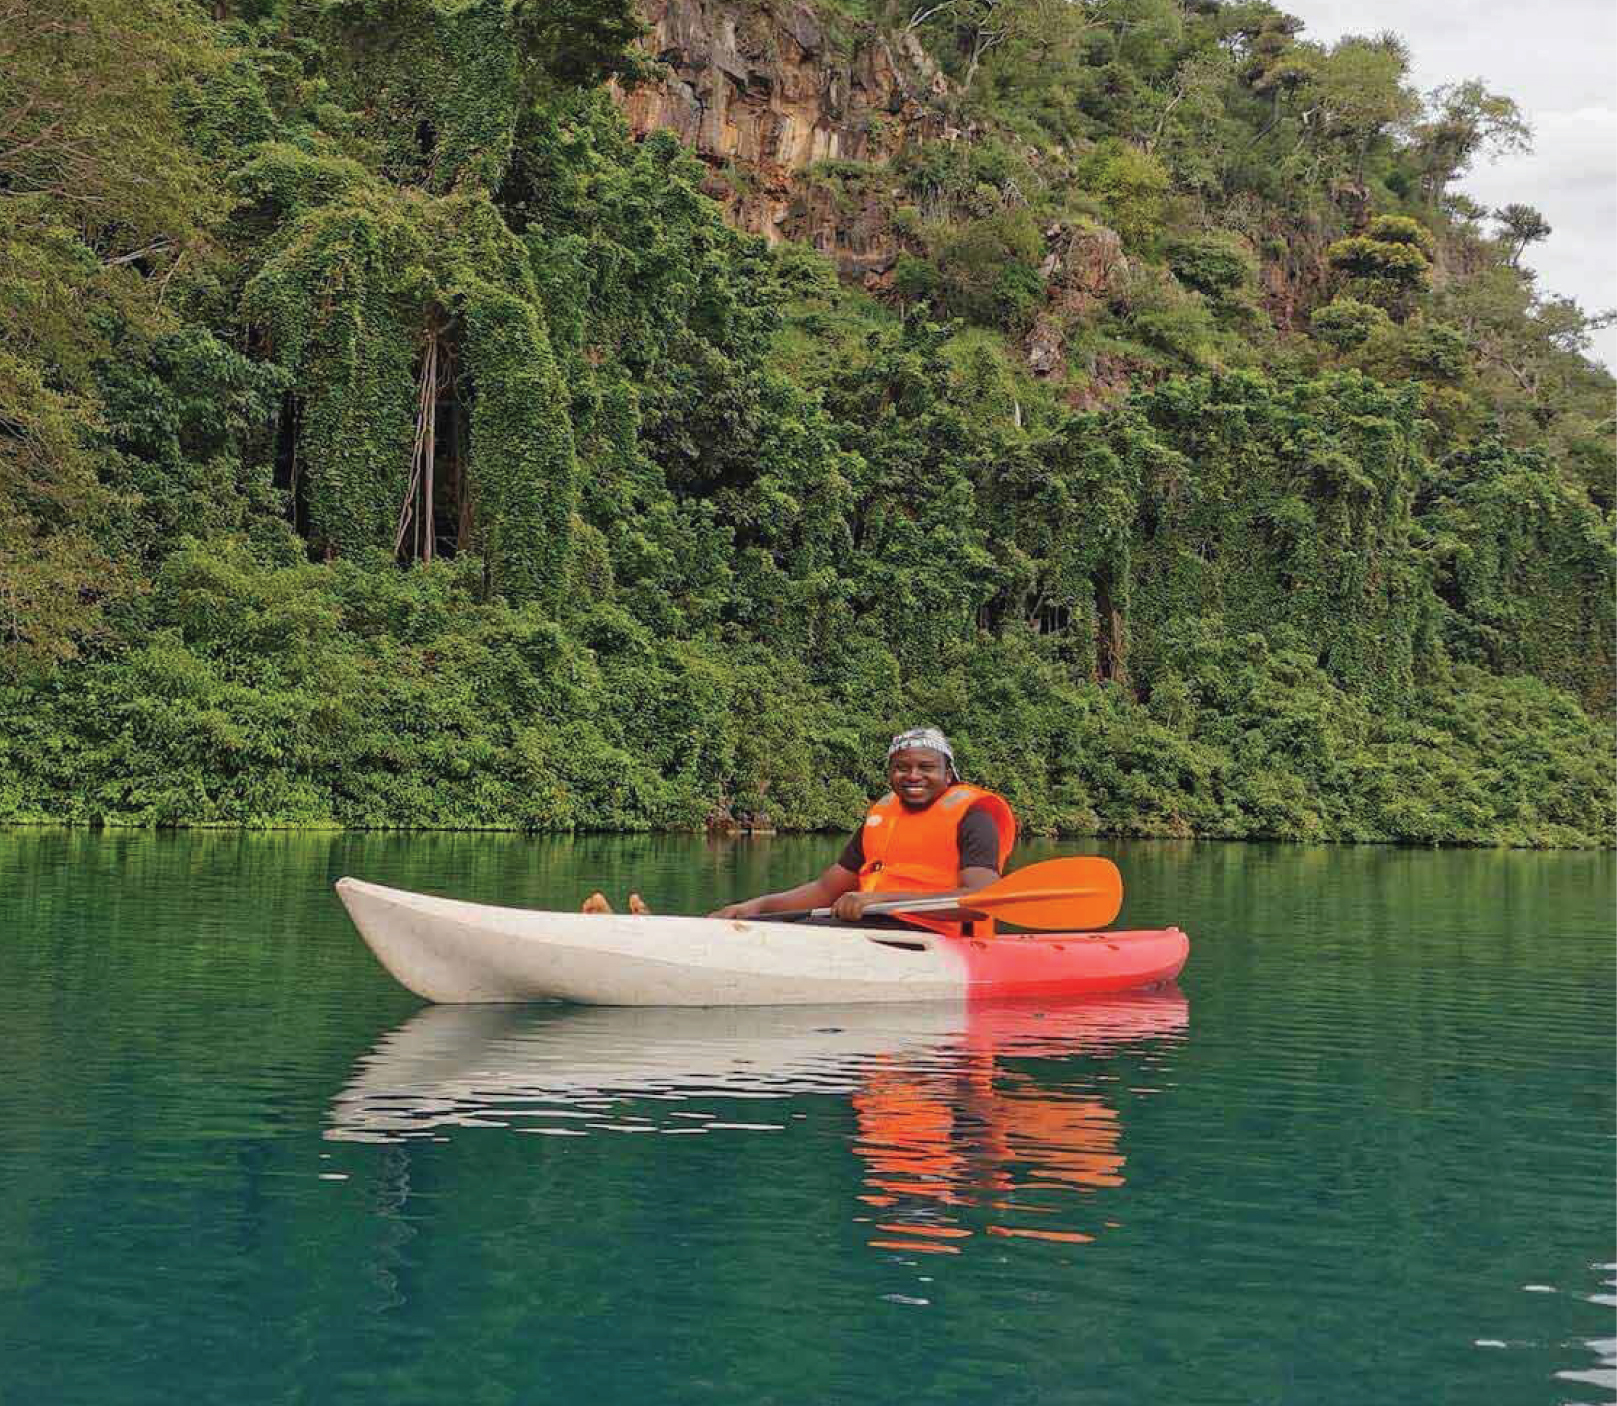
[614,0,1319,388]
[617,0,950,277]
[613,0,1155,391]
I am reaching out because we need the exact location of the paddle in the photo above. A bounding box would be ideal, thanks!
[767,856,1123,932]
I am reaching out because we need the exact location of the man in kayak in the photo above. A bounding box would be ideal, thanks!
[708,727,1016,932]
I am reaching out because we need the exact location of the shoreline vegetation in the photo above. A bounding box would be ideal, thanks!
[5,808,1616,855]
[3,0,1612,850]
[1,822,1611,851]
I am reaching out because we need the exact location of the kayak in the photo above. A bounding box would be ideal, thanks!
[335,877,1189,1007]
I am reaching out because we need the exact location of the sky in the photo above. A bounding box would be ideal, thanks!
[1281,0,1617,370]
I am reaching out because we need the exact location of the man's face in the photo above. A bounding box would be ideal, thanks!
[888,748,952,809]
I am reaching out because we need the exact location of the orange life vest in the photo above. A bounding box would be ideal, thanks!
[857,784,1016,937]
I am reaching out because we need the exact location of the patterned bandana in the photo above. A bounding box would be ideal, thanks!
[886,727,958,777]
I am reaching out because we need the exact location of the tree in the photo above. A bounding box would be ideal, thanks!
[0,0,224,252]
[1325,215,1435,319]
[1310,297,1390,351]
[908,0,1096,94]
[239,161,579,602]
[1142,49,1236,200]
[1435,268,1616,498]
[1304,34,1419,190]
[1235,12,1315,149]
[1077,141,1170,249]
[1492,203,1551,268]
[511,0,648,92]
[0,0,227,673]
[1410,80,1532,203]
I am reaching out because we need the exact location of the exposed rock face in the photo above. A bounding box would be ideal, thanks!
[617,0,947,276]
[1039,222,1127,310]
[1256,224,1330,331]
[1066,351,1134,411]
[1026,222,1129,383]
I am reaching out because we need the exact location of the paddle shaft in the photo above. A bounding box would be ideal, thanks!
[770,896,977,923]
[769,885,1098,924]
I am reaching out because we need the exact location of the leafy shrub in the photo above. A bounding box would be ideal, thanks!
[929,209,1046,329]
[1311,297,1391,350]
[1365,214,1437,260]
[1111,266,1217,366]
[893,252,943,306]
[1403,322,1471,383]
[1166,234,1257,298]
[1326,235,1430,284]
[1076,142,1170,250]
[1326,218,1438,320]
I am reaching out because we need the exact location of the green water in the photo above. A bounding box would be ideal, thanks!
[2,829,1612,1405]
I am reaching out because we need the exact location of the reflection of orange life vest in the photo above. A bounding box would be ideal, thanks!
[852,1067,967,1209]
[857,784,1016,937]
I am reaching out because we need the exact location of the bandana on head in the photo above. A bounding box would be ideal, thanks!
[887,727,958,777]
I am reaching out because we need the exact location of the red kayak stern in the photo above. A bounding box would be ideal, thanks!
[961,928,1189,999]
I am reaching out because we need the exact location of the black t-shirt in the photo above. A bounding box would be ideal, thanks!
[837,803,1004,876]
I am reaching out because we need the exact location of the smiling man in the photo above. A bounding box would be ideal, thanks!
[709,728,1016,934]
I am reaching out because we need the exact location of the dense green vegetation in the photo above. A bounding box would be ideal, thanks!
[2,0,1612,845]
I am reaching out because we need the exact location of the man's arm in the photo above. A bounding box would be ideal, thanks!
[827,866,997,922]
[709,862,860,920]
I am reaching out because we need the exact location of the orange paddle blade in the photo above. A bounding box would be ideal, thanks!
[917,856,1123,931]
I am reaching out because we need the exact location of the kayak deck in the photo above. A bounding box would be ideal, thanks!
[335,877,1188,1007]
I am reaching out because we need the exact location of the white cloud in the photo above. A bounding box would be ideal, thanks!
[1285,0,1616,110]
[1462,108,1617,368]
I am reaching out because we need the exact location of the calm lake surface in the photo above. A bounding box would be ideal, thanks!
[2,829,1612,1405]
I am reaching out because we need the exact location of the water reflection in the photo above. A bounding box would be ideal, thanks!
[850,997,1185,1253]
[329,993,1188,1255]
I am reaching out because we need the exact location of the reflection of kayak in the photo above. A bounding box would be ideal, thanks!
[335,877,1189,1006]
[326,989,1189,1143]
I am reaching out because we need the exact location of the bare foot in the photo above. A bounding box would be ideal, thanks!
[581,891,613,914]
[628,893,651,915]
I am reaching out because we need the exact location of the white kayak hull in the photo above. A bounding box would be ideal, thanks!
[336,877,965,1005]
[334,877,1188,1007]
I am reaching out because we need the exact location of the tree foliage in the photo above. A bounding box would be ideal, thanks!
[1492,203,1551,268]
